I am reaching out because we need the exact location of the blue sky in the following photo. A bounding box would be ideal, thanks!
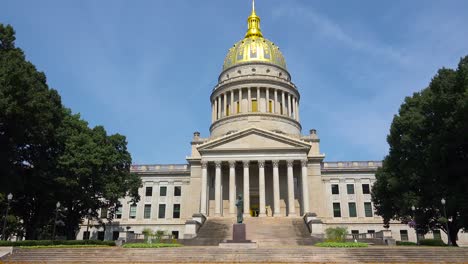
[2,0,467,164]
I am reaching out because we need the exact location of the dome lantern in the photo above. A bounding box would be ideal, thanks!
[222,0,287,71]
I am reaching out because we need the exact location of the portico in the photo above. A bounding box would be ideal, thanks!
[200,159,309,217]
[195,127,313,218]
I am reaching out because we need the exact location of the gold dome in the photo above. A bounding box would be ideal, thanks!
[222,1,287,70]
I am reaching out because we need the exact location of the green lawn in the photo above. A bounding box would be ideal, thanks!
[315,242,368,248]
[122,243,182,248]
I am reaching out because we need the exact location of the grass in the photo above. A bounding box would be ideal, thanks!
[0,240,115,247]
[122,243,182,248]
[20,245,113,249]
[315,242,368,248]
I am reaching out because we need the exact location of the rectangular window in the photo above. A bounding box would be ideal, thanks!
[268,100,273,113]
[144,204,151,219]
[333,203,341,217]
[252,99,258,112]
[160,186,167,196]
[174,186,182,197]
[351,230,359,239]
[226,105,230,116]
[331,184,339,195]
[400,230,409,241]
[362,184,370,194]
[158,204,166,219]
[112,231,120,241]
[97,231,105,241]
[433,230,442,240]
[100,207,108,219]
[115,205,122,219]
[368,230,375,234]
[236,101,240,113]
[172,231,179,239]
[173,204,181,219]
[129,204,137,219]
[347,184,355,194]
[280,103,283,114]
[364,202,373,217]
[348,202,357,217]
[83,231,90,240]
[146,187,153,196]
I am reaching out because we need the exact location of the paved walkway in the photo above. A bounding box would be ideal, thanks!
[1,246,468,263]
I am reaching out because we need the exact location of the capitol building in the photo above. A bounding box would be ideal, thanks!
[78,2,462,245]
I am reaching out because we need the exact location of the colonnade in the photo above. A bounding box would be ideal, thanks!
[200,159,309,217]
[211,87,300,122]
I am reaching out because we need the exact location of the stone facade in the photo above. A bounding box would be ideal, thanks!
[77,4,468,246]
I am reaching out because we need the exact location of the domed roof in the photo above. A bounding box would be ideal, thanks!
[223,37,287,70]
[222,1,287,71]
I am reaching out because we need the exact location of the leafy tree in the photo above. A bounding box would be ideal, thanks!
[372,56,468,246]
[0,24,141,240]
[54,111,141,239]
[0,23,64,239]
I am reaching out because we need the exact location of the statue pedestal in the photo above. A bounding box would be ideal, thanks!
[218,223,257,248]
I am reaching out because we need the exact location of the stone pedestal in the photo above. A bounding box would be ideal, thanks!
[218,223,257,248]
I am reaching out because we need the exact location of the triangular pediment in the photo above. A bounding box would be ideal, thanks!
[197,128,311,153]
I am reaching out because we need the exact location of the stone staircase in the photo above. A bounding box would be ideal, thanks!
[182,216,321,246]
[3,247,468,263]
[243,217,322,246]
[181,217,236,246]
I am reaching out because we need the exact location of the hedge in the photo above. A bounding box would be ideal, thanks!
[122,243,182,248]
[419,239,446,247]
[315,242,368,248]
[0,240,115,247]
[396,241,417,246]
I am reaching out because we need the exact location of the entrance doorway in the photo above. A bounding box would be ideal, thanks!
[250,195,259,217]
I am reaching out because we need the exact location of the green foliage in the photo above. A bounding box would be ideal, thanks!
[122,243,182,248]
[419,239,447,247]
[0,240,115,247]
[325,227,348,242]
[154,230,166,243]
[20,245,112,249]
[315,242,368,248]
[142,228,153,237]
[396,241,418,246]
[0,23,142,240]
[372,56,468,246]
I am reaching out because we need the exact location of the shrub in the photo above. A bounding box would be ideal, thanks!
[122,243,182,248]
[396,241,417,246]
[315,242,368,248]
[325,227,348,242]
[0,240,115,247]
[419,239,446,247]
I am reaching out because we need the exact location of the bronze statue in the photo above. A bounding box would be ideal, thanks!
[235,194,244,223]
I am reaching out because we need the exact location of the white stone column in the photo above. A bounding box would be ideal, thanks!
[266,88,270,113]
[211,102,215,122]
[292,97,297,119]
[230,90,234,116]
[295,97,300,121]
[215,161,222,216]
[200,161,208,215]
[272,160,280,216]
[287,93,292,117]
[215,98,218,120]
[274,89,277,114]
[217,96,221,119]
[229,161,236,216]
[239,89,242,113]
[281,91,286,115]
[287,160,296,216]
[258,160,266,217]
[248,88,252,112]
[243,160,250,217]
[301,159,310,214]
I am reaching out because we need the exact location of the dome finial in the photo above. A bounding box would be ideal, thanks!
[245,0,263,38]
